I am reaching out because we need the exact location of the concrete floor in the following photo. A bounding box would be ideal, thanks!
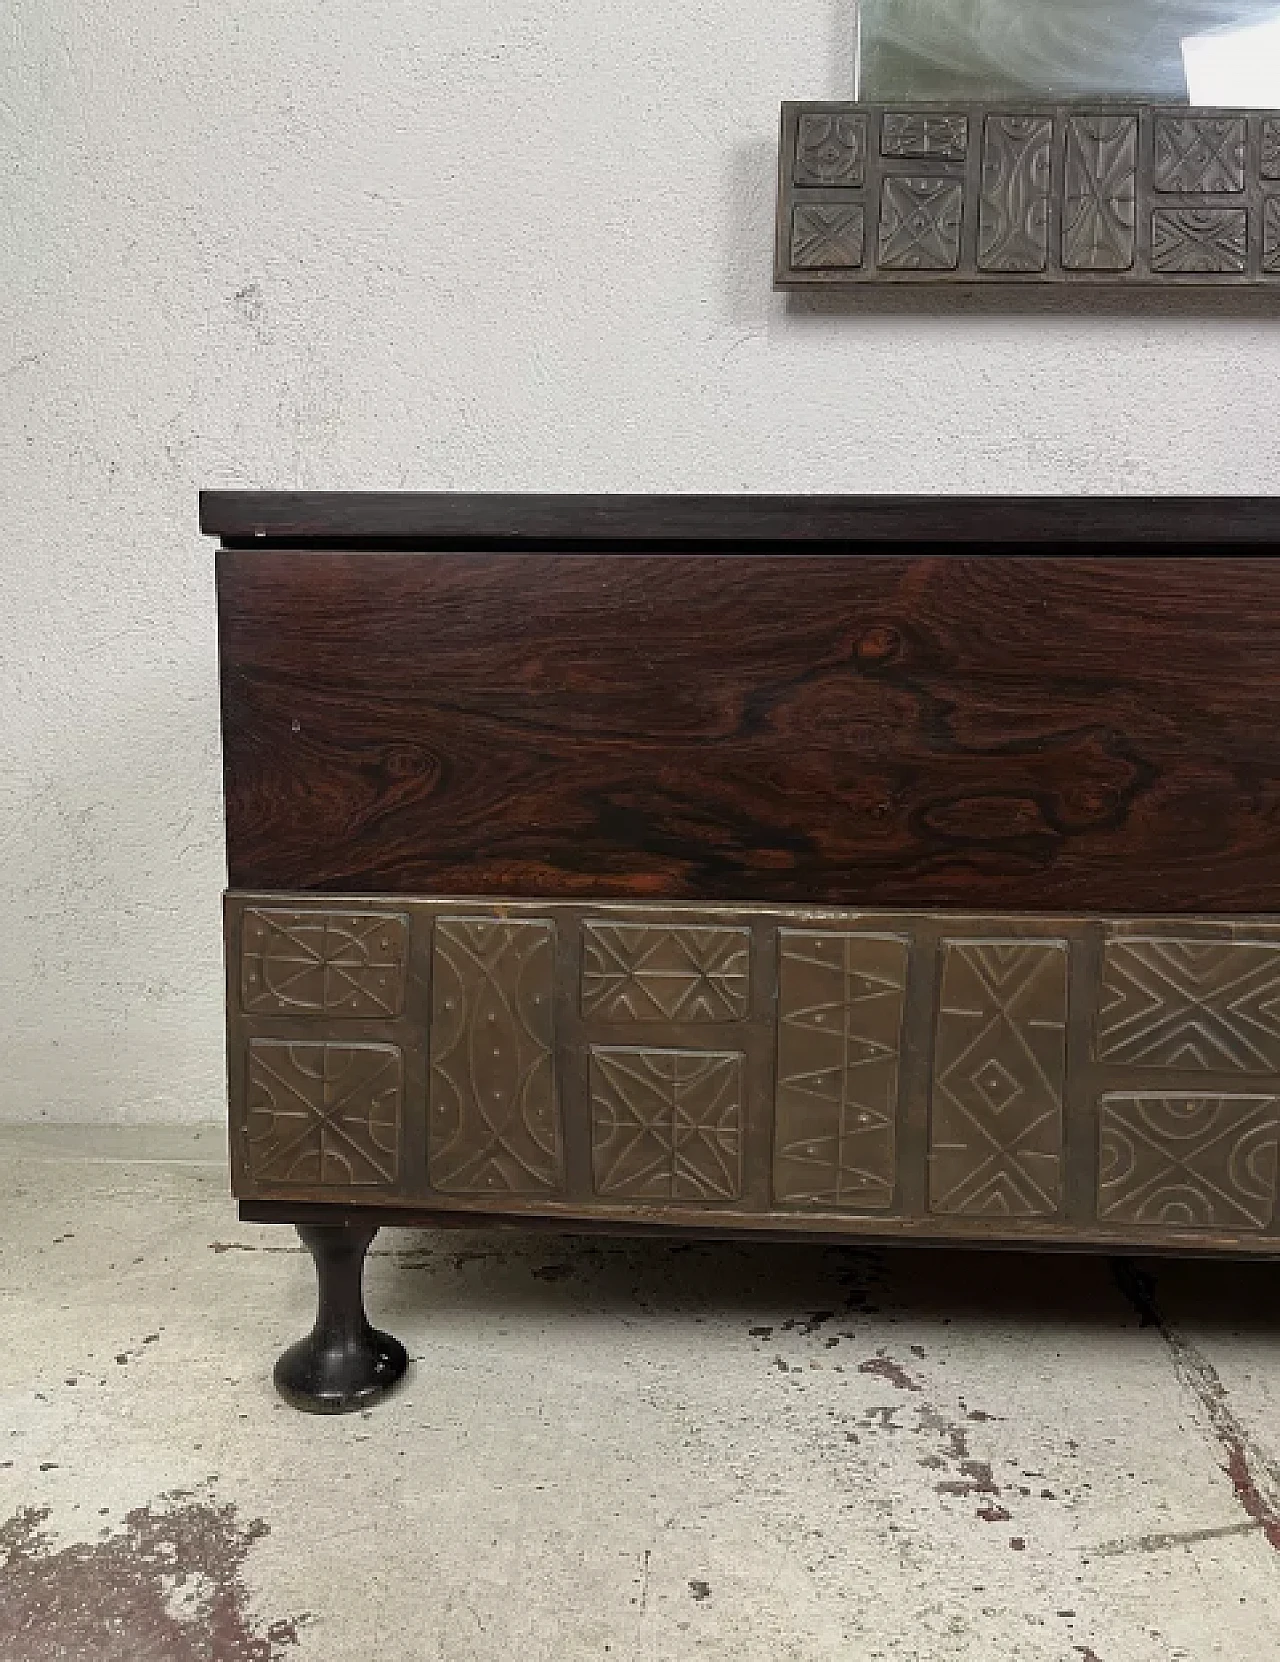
[2,1130,1280,1662]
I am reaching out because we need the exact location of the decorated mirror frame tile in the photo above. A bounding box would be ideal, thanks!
[776,103,1280,287]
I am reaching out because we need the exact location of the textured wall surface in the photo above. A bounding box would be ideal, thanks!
[2,1,1280,1123]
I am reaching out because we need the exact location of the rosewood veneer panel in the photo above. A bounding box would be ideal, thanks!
[218,551,1280,913]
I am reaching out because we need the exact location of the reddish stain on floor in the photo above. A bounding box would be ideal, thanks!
[0,1489,304,1661]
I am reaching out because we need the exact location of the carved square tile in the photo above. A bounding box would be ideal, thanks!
[1098,1094,1280,1230]
[794,112,866,186]
[1152,115,1245,193]
[1264,119,1280,181]
[929,941,1068,1218]
[428,917,562,1194]
[1097,938,1280,1072]
[1150,208,1247,274]
[1265,198,1280,274]
[246,1039,401,1186]
[881,112,967,159]
[241,908,408,1018]
[878,176,963,270]
[791,204,865,270]
[581,922,749,1022]
[590,1046,744,1202]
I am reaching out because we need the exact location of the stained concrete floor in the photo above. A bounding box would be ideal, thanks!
[2,1127,1280,1661]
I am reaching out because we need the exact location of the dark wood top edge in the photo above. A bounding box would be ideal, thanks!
[200,493,1280,547]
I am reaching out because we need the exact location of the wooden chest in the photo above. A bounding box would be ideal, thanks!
[204,492,1280,1408]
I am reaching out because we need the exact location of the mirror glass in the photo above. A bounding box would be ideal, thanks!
[857,0,1280,104]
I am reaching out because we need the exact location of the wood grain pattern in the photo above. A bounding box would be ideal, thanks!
[218,552,1280,912]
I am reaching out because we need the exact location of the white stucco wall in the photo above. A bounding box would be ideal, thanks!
[2,1,1279,1122]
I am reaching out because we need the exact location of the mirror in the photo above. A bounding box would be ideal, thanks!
[857,0,1280,104]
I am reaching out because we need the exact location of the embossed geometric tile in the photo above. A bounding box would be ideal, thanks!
[1151,208,1248,274]
[1097,939,1280,1072]
[241,908,408,1017]
[1152,115,1245,193]
[878,176,963,269]
[881,112,967,158]
[246,1039,401,1186]
[790,204,865,270]
[774,932,908,1209]
[1265,119,1280,181]
[1265,198,1280,274]
[978,114,1052,272]
[590,1046,744,1202]
[794,112,866,185]
[930,941,1068,1218]
[1098,1094,1280,1230]
[581,922,750,1023]
[1062,115,1137,272]
[429,917,562,1194]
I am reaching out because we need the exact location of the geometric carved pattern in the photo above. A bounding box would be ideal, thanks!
[1265,120,1280,181]
[581,922,749,1022]
[778,103,1280,288]
[1265,198,1280,274]
[590,1047,744,1201]
[1097,939,1280,1073]
[881,112,968,159]
[790,204,865,269]
[245,1039,401,1186]
[1151,208,1248,274]
[225,894,1280,1250]
[1152,116,1246,194]
[774,932,907,1209]
[1062,115,1137,272]
[794,112,866,186]
[428,918,562,1194]
[978,115,1052,273]
[878,176,963,269]
[929,941,1068,1217]
[241,908,408,1017]
[1098,1095,1280,1230]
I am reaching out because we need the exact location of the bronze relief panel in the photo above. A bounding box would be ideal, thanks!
[226,897,1280,1248]
[245,1038,402,1187]
[241,908,408,1018]
[773,931,908,1210]
[1096,938,1280,1073]
[929,941,1069,1218]
[580,922,750,1023]
[427,917,562,1195]
[777,102,1280,288]
[589,1046,745,1202]
[1097,1093,1280,1230]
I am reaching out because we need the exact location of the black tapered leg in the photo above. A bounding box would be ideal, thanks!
[273,1222,408,1414]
